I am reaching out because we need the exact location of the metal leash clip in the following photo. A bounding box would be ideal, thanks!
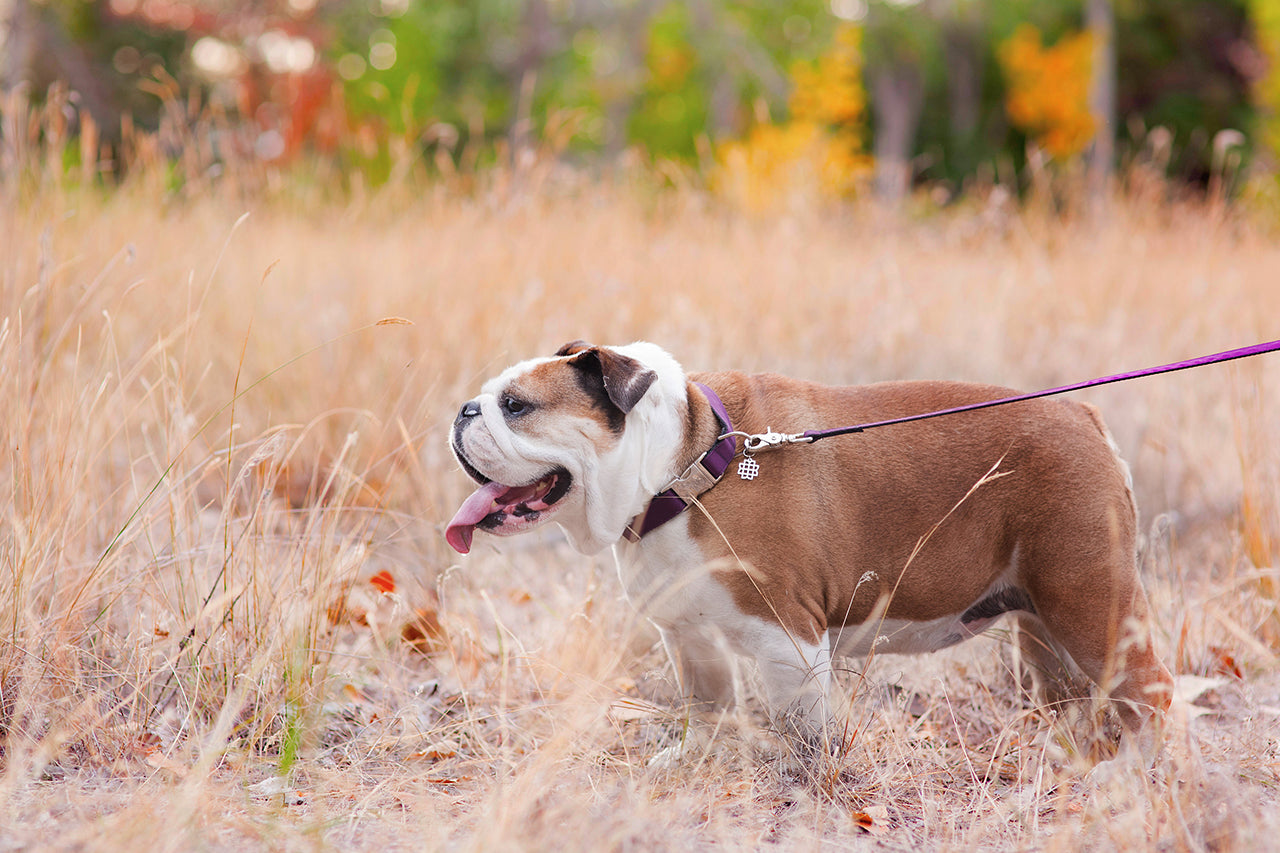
[729,428,814,454]
[719,428,813,481]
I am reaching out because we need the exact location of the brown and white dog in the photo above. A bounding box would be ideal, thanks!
[447,341,1172,746]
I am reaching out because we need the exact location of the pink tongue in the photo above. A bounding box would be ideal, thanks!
[446,481,510,554]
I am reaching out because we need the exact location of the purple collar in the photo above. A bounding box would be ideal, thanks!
[622,383,736,542]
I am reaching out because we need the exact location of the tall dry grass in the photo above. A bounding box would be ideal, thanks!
[2,98,1280,850]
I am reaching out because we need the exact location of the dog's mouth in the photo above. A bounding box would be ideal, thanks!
[446,467,573,554]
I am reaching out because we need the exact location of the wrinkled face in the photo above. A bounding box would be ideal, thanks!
[447,342,679,556]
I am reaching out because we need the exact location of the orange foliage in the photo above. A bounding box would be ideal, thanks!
[998,24,1096,160]
[714,24,870,210]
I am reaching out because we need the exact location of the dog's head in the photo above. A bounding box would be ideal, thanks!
[447,341,688,555]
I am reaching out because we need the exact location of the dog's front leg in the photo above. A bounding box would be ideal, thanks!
[660,627,738,710]
[752,624,837,750]
[646,627,739,768]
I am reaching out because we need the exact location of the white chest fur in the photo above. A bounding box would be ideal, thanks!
[612,515,737,628]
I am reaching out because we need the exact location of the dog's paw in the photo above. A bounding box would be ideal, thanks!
[646,742,687,769]
[1083,754,1140,790]
[646,723,715,768]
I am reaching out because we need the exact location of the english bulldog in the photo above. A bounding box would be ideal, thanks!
[447,341,1172,747]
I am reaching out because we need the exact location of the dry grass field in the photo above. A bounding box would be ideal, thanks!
[3,144,1280,851]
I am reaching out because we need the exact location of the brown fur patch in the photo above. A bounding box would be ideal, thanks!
[502,361,622,450]
[683,371,1138,649]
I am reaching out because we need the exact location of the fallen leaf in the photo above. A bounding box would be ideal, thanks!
[852,804,889,835]
[402,604,447,653]
[326,597,369,628]
[410,740,460,761]
[1207,645,1243,679]
[134,732,162,756]
[426,776,465,785]
[342,683,370,704]
[608,698,663,722]
[370,570,396,595]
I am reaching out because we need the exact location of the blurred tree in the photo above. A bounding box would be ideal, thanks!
[864,1,936,201]
[1113,0,1253,184]
[940,0,987,178]
[0,0,1267,193]
[328,2,513,150]
[998,24,1096,160]
[1085,0,1115,195]
[589,0,659,156]
[1249,0,1280,174]
[713,21,871,210]
[628,2,707,159]
[1,0,136,137]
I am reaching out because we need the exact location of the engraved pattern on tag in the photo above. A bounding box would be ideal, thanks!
[738,456,760,481]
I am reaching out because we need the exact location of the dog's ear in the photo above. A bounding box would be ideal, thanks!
[565,346,658,415]
[555,340,593,357]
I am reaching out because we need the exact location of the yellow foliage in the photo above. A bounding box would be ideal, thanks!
[998,24,1096,160]
[716,121,867,211]
[713,24,870,211]
[648,37,695,91]
[1248,0,1280,165]
[790,24,867,128]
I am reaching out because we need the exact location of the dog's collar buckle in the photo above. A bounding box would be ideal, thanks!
[623,382,735,543]
[666,454,723,504]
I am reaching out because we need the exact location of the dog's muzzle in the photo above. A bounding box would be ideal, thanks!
[446,400,573,554]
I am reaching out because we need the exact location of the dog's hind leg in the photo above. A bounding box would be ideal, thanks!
[1011,612,1090,711]
[1019,535,1172,761]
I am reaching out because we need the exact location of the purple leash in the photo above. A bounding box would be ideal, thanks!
[736,338,1280,452]
[624,339,1280,542]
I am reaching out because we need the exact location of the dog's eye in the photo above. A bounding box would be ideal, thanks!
[502,396,528,415]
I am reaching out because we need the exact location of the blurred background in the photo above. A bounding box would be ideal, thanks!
[3,7,1280,846]
[1,0,1275,205]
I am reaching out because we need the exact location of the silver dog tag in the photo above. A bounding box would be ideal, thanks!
[738,456,760,481]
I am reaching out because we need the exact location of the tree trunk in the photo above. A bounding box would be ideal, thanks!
[1,0,116,136]
[944,28,981,143]
[690,0,736,140]
[1085,0,1116,199]
[942,15,984,178]
[598,0,657,157]
[510,0,555,156]
[1,0,35,91]
[871,61,923,202]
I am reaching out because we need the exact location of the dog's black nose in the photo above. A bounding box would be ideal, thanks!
[457,401,481,422]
